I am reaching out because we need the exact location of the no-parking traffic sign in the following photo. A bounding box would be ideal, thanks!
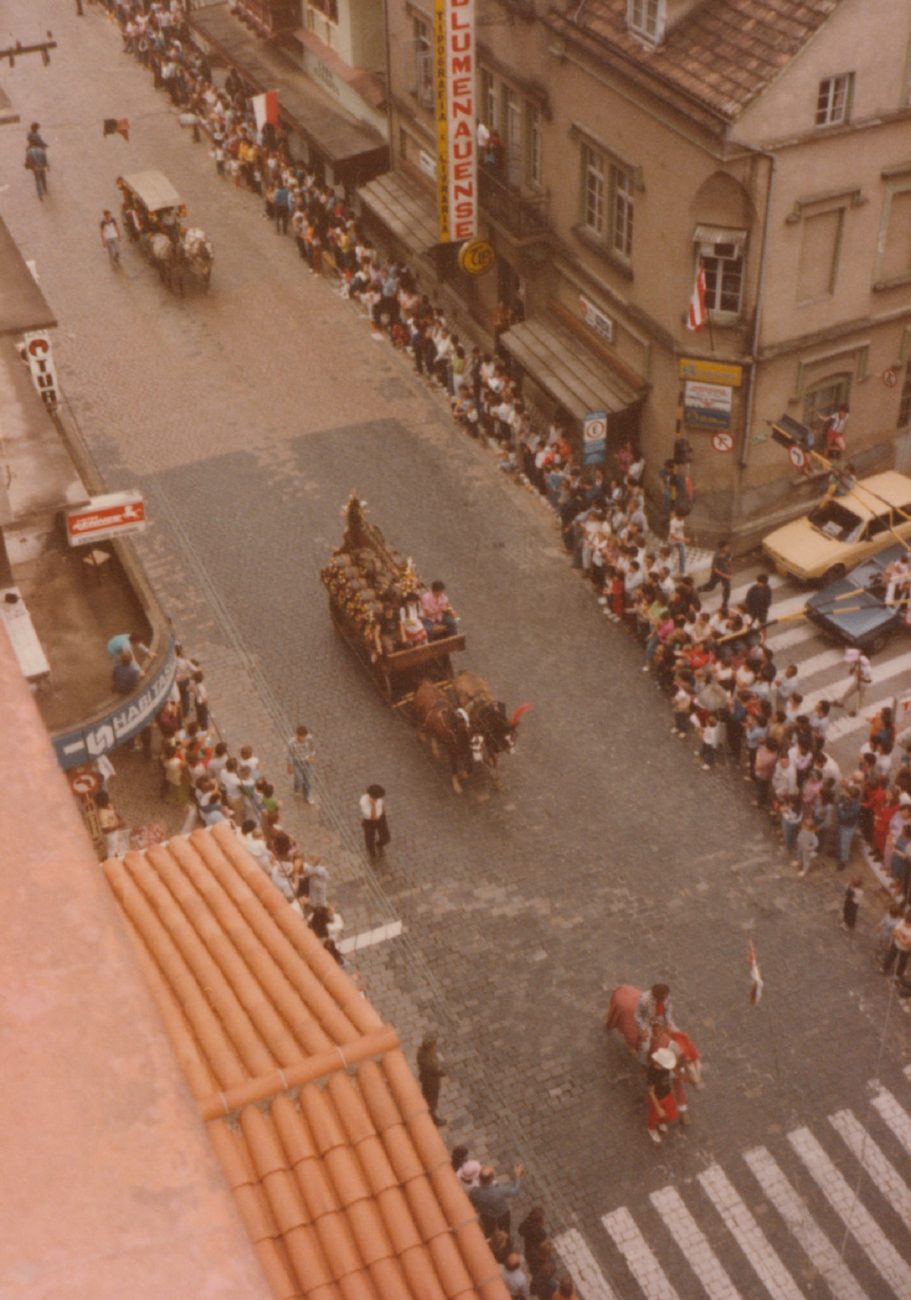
[711,431,733,453]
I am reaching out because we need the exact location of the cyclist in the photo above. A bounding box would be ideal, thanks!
[100,210,122,265]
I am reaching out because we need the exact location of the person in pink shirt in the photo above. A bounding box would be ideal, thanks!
[421,580,458,638]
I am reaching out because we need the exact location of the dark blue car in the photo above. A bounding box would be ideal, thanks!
[806,543,910,652]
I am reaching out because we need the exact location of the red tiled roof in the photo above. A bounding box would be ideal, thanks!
[0,631,269,1298]
[548,0,842,126]
[104,823,508,1300]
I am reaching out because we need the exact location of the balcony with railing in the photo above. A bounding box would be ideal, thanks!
[478,163,549,244]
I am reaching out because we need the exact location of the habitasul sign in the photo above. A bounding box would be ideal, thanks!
[52,635,176,770]
[433,0,477,244]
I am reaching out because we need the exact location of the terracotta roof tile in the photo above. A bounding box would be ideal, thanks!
[282,1224,335,1291]
[403,1174,452,1241]
[103,824,509,1299]
[253,1238,302,1300]
[550,0,842,123]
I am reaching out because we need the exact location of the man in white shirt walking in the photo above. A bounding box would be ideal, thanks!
[360,783,390,859]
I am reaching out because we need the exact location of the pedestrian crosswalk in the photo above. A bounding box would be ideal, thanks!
[700,564,911,773]
[554,1069,911,1300]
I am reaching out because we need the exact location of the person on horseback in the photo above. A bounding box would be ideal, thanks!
[633,984,676,1063]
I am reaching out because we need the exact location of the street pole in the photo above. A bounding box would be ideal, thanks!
[76,0,84,14]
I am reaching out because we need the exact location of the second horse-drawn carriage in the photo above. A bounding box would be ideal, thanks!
[321,493,528,791]
[117,170,214,294]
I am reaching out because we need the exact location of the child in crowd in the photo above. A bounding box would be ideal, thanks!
[796,817,819,878]
[699,712,722,771]
[842,876,862,932]
[671,680,692,739]
[781,796,803,858]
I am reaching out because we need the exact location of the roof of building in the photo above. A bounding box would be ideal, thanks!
[103,822,509,1300]
[0,630,270,1298]
[0,211,57,337]
[548,0,842,128]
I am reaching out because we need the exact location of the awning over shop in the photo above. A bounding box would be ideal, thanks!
[500,317,644,421]
[0,215,57,338]
[358,169,440,253]
[189,3,386,175]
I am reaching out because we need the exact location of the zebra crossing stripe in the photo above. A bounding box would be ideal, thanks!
[743,1145,866,1300]
[804,648,911,726]
[872,1088,911,1158]
[698,1164,804,1300]
[782,644,844,681]
[602,1206,680,1299]
[649,1186,740,1299]
[829,1109,911,1232]
[788,1126,911,1296]
[552,1229,620,1300]
[764,622,818,653]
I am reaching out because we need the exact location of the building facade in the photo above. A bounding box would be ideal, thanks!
[372,0,911,547]
[218,0,387,143]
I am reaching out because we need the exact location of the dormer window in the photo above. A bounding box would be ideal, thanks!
[627,0,665,43]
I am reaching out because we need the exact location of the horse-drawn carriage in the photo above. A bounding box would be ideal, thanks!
[117,170,213,294]
[321,494,528,791]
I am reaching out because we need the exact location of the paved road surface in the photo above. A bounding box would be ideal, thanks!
[3,5,911,1295]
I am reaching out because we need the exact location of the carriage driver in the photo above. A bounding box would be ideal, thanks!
[421,580,459,639]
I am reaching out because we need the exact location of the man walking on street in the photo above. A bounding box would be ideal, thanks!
[416,1033,447,1127]
[100,210,122,265]
[838,648,872,717]
[745,572,773,627]
[25,141,50,200]
[698,542,733,613]
[360,783,390,858]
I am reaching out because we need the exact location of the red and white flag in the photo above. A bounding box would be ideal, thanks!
[251,90,280,134]
[687,260,707,332]
[748,940,764,1005]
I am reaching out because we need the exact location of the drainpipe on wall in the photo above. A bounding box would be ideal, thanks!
[739,146,777,469]
[379,0,395,163]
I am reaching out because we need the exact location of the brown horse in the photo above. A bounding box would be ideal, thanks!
[604,984,703,1086]
[413,679,474,793]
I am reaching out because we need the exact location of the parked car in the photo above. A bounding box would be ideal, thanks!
[762,471,911,583]
[805,543,910,653]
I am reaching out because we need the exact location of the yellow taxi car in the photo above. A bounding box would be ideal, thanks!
[762,470,911,583]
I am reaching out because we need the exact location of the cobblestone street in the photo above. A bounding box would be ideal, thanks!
[4,4,911,1294]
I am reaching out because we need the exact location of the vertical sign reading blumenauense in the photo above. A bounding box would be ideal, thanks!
[433,0,477,244]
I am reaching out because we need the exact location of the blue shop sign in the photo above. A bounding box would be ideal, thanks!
[52,636,176,769]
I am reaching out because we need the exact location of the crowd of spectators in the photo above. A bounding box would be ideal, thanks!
[448,1146,578,1299]
[102,628,349,957]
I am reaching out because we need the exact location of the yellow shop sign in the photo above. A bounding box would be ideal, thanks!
[678,358,743,388]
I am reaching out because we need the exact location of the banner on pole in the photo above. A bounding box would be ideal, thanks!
[433,0,477,245]
[582,411,607,466]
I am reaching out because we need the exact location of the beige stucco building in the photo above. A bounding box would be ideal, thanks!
[366,0,911,548]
